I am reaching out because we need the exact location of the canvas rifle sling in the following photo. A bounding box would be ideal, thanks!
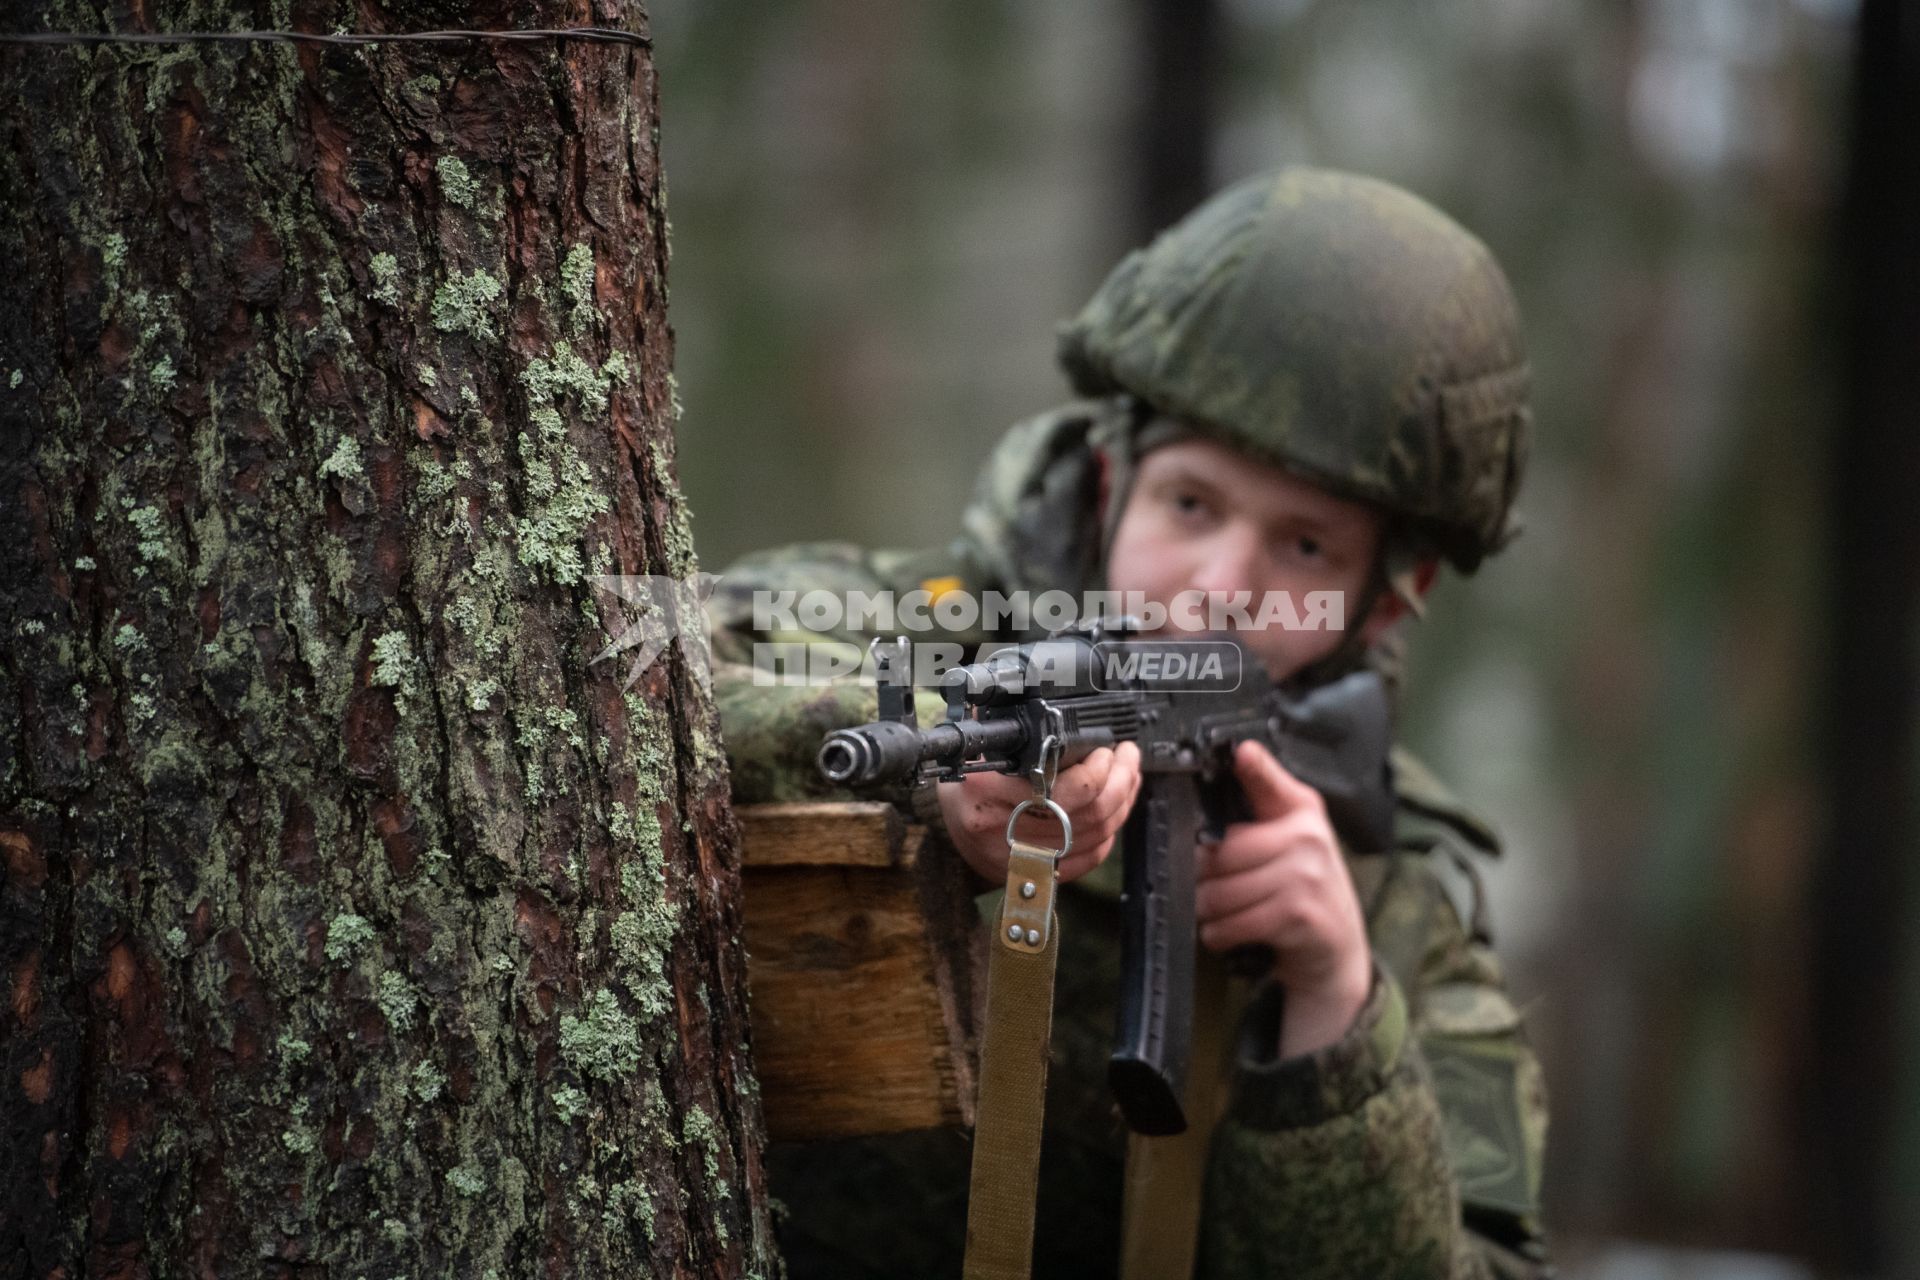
[962,798,1069,1280]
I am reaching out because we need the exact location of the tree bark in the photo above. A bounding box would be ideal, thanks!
[0,1,777,1275]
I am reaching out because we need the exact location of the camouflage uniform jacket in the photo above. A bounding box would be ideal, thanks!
[708,404,1552,1279]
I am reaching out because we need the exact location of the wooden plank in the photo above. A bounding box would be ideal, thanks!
[747,860,956,1137]
[738,803,983,1140]
[739,801,904,869]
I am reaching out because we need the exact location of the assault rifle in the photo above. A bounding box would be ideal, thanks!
[817,624,1395,1135]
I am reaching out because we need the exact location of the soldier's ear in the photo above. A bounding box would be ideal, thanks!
[1413,558,1439,596]
[1359,558,1439,646]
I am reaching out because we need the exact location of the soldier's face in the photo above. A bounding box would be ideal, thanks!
[1103,438,1390,682]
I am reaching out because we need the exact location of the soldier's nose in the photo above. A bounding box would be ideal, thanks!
[1187,535,1260,602]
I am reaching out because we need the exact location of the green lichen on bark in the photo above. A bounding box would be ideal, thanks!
[324,912,376,966]
[377,970,418,1031]
[370,630,414,687]
[604,1178,657,1240]
[281,1099,320,1156]
[648,439,700,579]
[552,1083,590,1124]
[612,845,678,1019]
[512,401,611,585]
[558,988,642,1081]
[447,1163,488,1197]
[431,269,504,341]
[368,251,401,305]
[561,241,597,332]
[318,436,364,481]
[436,154,480,208]
[523,341,623,415]
[410,1060,448,1103]
[126,503,172,564]
[683,1105,724,1184]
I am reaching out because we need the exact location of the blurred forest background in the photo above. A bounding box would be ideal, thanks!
[645,0,1917,1275]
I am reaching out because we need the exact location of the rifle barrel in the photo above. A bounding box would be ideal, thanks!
[818,716,1030,787]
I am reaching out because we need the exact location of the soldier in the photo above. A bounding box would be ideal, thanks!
[709,168,1550,1279]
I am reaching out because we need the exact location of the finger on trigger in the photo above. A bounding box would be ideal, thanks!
[1233,739,1320,821]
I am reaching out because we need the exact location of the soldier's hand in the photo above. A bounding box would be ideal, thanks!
[1195,740,1372,1058]
[936,742,1142,887]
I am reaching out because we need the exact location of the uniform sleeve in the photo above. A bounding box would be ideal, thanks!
[1196,851,1552,1280]
[704,541,956,811]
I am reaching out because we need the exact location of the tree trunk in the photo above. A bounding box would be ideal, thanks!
[1132,0,1217,244]
[0,2,778,1275]
[1801,0,1920,1270]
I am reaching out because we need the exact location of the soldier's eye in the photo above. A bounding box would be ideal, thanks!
[1170,491,1210,519]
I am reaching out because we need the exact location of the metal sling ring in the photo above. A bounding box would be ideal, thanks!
[1031,729,1065,799]
[1004,797,1073,860]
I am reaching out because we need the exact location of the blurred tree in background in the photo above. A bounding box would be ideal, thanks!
[649,0,1915,1273]
[1805,0,1920,1272]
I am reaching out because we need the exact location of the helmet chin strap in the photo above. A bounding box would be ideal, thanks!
[1279,563,1389,696]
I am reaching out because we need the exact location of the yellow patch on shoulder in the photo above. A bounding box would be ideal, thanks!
[920,575,964,603]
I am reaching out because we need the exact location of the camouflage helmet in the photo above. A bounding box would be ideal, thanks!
[1058,167,1531,573]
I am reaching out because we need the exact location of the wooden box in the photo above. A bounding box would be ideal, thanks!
[737,802,984,1141]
